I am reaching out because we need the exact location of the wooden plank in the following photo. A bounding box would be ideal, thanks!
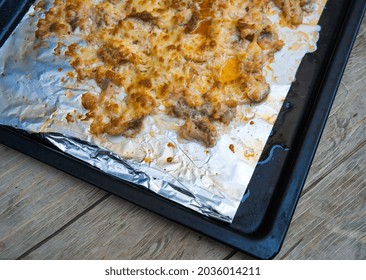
[0,144,107,259]
[0,141,234,260]
[276,144,366,259]
[301,17,366,196]
[22,195,234,260]
[357,14,366,38]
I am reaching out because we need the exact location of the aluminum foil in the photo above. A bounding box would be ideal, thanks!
[0,0,326,222]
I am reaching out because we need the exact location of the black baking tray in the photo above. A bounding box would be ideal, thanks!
[0,0,365,259]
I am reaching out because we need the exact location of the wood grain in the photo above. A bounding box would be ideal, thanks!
[277,145,366,259]
[0,13,364,261]
[22,196,234,260]
[276,14,366,260]
[0,144,107,259]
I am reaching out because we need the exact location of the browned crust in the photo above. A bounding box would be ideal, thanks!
[34,0,310,147]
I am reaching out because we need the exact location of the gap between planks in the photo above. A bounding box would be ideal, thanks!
[16,194,112,259]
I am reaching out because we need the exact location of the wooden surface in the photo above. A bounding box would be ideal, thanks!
[0,16,365,260]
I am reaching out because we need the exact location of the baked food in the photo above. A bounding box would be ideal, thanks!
[35,0,313,147]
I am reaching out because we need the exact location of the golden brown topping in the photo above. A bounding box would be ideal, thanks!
[179,117,217,147]
[257,25,284,51]
[244,74,270,102]
[97,43,133,66]
[34,0,46,12]
[185,0,214,36]
[273,0,312,25]
[139,79,152,88]
[34,0,309,147]
[185,11,199,33]
[53,42,64,56]
[127,11,157,24]
[81,92,97,110]
[212,101,238,125]
[237,19,257,42]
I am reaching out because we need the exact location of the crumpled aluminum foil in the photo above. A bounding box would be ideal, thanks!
[43,133,232,220]
[0,0,325,222]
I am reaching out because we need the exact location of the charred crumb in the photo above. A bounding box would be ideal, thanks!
[127,11,158,24]
[185,10,199,33]
[97,43,131,66]
[139,79,152,88]
[120,119,144,138]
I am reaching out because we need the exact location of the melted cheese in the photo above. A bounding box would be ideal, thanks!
[35,0,313,147]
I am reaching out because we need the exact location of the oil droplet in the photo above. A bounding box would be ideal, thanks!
[218,58,241,84]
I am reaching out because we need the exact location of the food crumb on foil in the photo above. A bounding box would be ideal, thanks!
[0,0,327,222]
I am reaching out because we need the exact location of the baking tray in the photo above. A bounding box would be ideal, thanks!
[0,0,365,259]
